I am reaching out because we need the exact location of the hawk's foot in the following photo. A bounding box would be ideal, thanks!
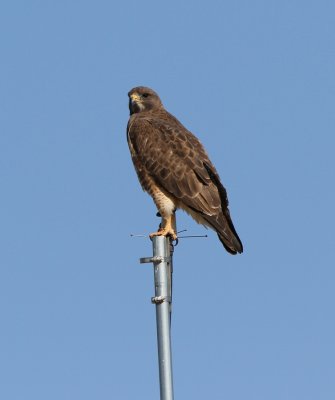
[149,227,177,241]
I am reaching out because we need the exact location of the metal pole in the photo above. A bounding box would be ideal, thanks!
[140,235,174,400]
[153,236,174,400]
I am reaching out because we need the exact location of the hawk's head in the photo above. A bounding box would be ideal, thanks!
[128,87,163,115]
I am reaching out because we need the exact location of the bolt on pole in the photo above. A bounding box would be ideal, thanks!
[140,235,174,400]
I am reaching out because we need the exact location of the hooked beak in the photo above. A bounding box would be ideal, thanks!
[129,93,141,104]
[129,93,145,115]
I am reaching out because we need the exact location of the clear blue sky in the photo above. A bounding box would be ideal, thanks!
[1,1,334,399]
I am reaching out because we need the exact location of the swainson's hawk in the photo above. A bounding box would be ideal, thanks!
[127,86,243,254]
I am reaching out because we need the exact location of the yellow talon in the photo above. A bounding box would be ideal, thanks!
[149,227,177,240]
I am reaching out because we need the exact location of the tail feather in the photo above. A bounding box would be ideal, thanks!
[217,231,243,255]
[204,213,243,255]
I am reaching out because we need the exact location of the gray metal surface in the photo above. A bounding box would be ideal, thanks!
[152,236,174,400]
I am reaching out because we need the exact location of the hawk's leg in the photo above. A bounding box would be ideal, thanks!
[150,213,177,240]
[148,186,177,239]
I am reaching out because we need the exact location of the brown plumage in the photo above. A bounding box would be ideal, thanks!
[127,86,243,254]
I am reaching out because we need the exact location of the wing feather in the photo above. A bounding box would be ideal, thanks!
[128,113,222,214]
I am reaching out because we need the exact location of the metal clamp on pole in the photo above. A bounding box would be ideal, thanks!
[151,295,172,304]
[139,256,170,264]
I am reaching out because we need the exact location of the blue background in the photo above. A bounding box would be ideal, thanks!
[1,1,334,399]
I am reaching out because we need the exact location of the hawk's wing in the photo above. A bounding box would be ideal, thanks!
[127,112,243,254]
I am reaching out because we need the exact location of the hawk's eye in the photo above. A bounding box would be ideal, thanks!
[142,93,149,98]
